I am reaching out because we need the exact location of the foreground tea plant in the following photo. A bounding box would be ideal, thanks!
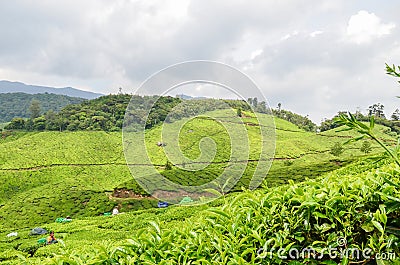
[32,160,399,264]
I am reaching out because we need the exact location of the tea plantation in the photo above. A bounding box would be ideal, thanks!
[0,111,398,264]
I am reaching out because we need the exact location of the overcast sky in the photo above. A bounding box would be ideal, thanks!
[0,1,399,123]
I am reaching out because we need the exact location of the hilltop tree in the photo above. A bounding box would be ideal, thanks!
[247,98,253,107]
[33,117,46,131]
[354,108,365,119]
[5,118,26,130]
[44,110,58,130]
[277,103,281,111]
[29,100,41,119]
[391,109,400,120]
[367,103,385,119]
[256,101,267,113]
[252,97,258,108]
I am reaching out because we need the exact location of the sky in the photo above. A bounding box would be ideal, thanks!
[0,1,399,123]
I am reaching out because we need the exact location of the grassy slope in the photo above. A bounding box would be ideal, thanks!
[0,113,397,262]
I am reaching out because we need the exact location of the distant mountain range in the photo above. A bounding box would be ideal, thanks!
[0,80,103,99]
[176,94,208,100]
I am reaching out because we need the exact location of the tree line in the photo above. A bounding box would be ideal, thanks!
[5,94,179,131]
[246,98,316,132]
[4,95,255,132]
[320,103,400,135]
[3,93,320,133]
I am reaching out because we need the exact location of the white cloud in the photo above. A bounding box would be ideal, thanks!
[0,1,399,123]
[281,30,299,41]
[310,30,323,37]
[250,49,263,60]
[346,10,395,44]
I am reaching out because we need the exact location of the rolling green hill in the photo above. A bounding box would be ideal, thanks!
[0,110,398,263]
[0,112,394,227]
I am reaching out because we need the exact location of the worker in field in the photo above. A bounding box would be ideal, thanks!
[112,206,119,215]
[47,231,58,245]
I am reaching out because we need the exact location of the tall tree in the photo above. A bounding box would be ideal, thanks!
[257,101,267,113]
[252,97,258,108]
[29,100,41,119]
[247,98,253,108]
[367,103,385,119]
[391,108,400,120]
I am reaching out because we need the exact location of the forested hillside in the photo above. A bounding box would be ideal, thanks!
[4,94,317,132]
[0,93,86,123]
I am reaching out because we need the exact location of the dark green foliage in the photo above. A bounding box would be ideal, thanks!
[320,111,347,132]
[236,107,242,117]
[29,100,41,119]
[7,118,25,129]
[330,142,344,156]
[283,159,294,166]
[360,140,372,154]
[165,160,173,170]
[145,96,182,128]
[118,199,158,212]
[5,94,259,132]
[33,117,46,131]
[368,103,385,118]
[246,97,269,114]
[223,99,252,112]
[272,109,316,131]
[0,92,85,123]
[58,93,134,131]
[5,94,181,132]
[391,108,400,120]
